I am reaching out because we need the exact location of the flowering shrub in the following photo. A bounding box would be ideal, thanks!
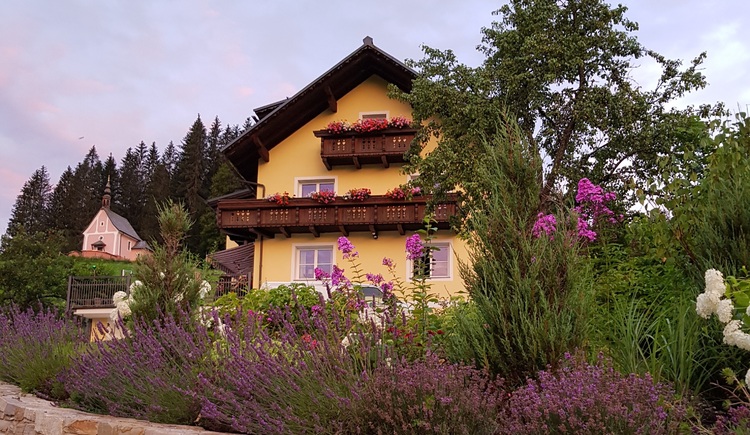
[343,353,505,434]
[266,191,290,206]
[0,306,87,399]
[309,189,336,204]
[499,353,687,434]
[532,178,617,243]
[325,116,413,134]
[342,187,371,201]
[62,310,214,424]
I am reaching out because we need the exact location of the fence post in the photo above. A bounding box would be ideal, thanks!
[66,275,73,315]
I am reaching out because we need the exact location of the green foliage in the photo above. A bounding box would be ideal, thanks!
[5,166,52,239]
[451,115,594,384]
[70,257,134,277]
[0,228,73,309]
[128,201,207,324]
[395,0,716,214]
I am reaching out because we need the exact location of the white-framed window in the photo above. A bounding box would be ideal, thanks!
[295,176,336,198]
[294,245,334,280]
[127,241,132,251]
[359,111,388,120]
[411,241,452,280]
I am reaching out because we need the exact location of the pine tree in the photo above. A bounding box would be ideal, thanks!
[117,147,147,228]
[47,167,78,251]
[174,115,209,254]
[5,167,52,237]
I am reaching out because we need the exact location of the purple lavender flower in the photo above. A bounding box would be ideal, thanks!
[405,234,424,260]
[311,305,323,317]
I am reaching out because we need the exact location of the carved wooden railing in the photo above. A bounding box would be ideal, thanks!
[67,275,131,311]
[216,194,457,238]
[313,128,416,169]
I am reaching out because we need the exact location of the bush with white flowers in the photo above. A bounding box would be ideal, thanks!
[696,268,750,385]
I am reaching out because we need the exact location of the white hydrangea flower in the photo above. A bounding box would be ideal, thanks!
[199,280,212,299]
[129,280,143,294]
[716,298,735,324]
[723,320,750,351]
[112,291,128,304]
[705,269,726,298]
[696,292,720,319]
[745,368,750,386]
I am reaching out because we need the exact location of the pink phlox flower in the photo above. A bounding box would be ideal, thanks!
[337,236,358,259]
[314,267,330,281]
[405,234,424,260]
[577,218,597,242]
[382,257,394,268]
[532,213,557,239]
[331,265,350,288]
[366,273,384,286]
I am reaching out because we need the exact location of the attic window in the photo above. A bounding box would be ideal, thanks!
[360,112,388,120]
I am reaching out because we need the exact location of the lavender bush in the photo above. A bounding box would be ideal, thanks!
[343,353,505,435]
[0,306,87,399]
[193,307,384,434]
[61,311,214,424]
[499,353,687,434]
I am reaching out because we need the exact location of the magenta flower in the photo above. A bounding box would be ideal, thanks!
[314,267,330,281]
[366,273,384,286]
[405,234,424,260]
[577,218,597,242]
[532,213,557,239]
[331,265,350,287]
[337,236,358,259]
[382,257,394,268]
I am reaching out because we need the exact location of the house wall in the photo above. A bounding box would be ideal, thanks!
[252,75,467,298]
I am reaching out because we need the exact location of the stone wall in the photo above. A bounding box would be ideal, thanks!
[0,383,228,435]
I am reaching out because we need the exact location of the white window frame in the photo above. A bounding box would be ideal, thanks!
[407,240,453,281]
[294,176,338,198]
[359,111,389,120]
[292,243,335,281]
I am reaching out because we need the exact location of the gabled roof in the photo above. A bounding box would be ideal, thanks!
[222,36,417,180]
[103,208,143,242]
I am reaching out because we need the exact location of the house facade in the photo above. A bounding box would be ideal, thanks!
[214,37,466,299]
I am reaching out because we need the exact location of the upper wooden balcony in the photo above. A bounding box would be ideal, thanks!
[313,128,416,170]
[216,194,457,238]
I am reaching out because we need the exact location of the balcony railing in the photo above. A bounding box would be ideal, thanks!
[313,128,416,170]
[67,275,131,311]
[216,194,457,238]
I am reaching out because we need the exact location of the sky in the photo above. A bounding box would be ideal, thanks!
[1,1,749,236]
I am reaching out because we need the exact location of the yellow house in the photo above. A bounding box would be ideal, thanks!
[214,37,466,299]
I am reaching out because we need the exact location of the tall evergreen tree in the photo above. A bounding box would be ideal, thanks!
[174,115,209,254]
[161,141,179,180]
[117,147,147,228]
[5,166,52,237]
[47,166,78,251]
[62,147,103,251]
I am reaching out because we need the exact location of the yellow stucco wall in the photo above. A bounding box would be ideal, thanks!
[250,74,467,299]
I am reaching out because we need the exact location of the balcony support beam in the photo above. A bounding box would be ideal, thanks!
[279,227,289,238]
[309,226,320,238]
[338,225,349,237]
[397,223,405,235]
[252,135,270,162]
[324,86,337,113]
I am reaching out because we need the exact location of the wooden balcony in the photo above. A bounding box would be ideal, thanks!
[216,194,457,238]
[313,128,416,170]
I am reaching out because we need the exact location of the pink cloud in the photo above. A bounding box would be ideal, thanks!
[236,86,254,98]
